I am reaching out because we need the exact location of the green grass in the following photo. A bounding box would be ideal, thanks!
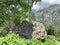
[0,33,57,45]
[56,36,60,42]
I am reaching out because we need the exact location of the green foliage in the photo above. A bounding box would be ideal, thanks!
[46,24,55,35]
[45,24,60,37]
[28,14,36,21]
[53,26,60,37]
[0,33,56,45]
[0,0,41,11]
[56,36,60,42]
[0,0,41,32]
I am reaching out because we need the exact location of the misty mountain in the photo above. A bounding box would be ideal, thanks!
[34,4,60,25]
[32,2,51,13]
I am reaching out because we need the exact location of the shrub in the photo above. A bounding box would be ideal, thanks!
[0,33,56,45]
[54,26,60,37]
[45,24,60,37]
[45,24,55,35]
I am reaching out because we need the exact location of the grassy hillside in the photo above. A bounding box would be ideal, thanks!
[0,33,58,45]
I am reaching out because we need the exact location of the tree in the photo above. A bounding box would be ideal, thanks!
[0,0,41,26]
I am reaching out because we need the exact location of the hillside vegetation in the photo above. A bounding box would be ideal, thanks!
[0,0,60,45]
[35,4,60,25]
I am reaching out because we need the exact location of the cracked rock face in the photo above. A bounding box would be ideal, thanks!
[32,21,47,41]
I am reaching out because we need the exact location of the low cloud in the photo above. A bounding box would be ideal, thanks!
[32,0,60,12]
[42,0,60,4]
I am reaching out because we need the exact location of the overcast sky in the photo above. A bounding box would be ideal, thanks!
[32,0,60,12]
[42,0,60,4]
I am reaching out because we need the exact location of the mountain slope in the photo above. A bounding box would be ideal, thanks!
[35,4,60,25]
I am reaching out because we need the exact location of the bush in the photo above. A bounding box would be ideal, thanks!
[45,24,55,35]
[54,26,60,37]
[45,24,60,37]
[0,33,57,45]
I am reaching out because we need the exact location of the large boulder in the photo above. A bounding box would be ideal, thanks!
[32,21,47,41]
[0,20,47,42]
